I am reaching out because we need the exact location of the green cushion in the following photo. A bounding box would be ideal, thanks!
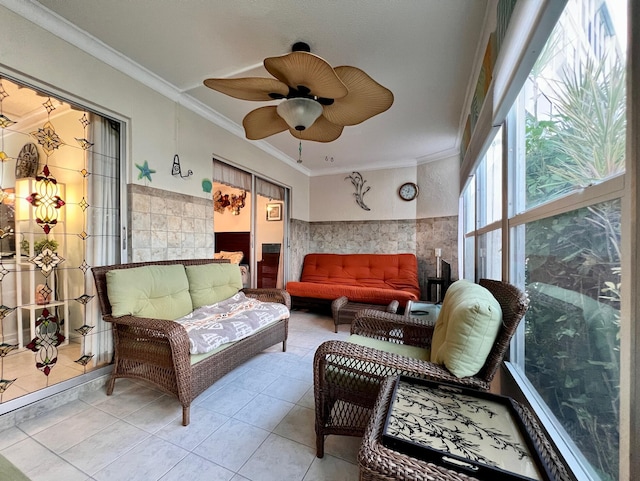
[106,265,193,320]
[348,334,431,361]
[0,453,30,481]
[185,263,243,308]
[326,335,431,389]
[431,279,502,378]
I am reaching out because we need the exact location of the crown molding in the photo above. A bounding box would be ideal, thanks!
[0,0,307,175]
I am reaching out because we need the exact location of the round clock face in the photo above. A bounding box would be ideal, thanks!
[15,143,39,179]
[399,182,419,201]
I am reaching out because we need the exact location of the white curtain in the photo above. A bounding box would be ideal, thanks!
[87,115,120,365]
[213,159,252,191]
[256,178,284,201]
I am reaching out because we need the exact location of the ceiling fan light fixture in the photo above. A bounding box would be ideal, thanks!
[276,97,322,131]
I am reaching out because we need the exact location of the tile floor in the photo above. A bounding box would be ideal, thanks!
[0,310,362,481]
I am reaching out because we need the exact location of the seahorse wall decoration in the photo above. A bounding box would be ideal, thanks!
[345,171,371,211]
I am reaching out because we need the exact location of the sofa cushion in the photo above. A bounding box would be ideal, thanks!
[285,282,417,305]
[296,253,420,295]
[430,279,502,378]
[214,251,244,264]
[106,264,193,320]
[185,263,243,308]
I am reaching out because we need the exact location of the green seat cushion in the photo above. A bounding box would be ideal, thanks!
[431,279,502,378]
[325,335,431,390]
[106,264,193,320]
[185,263,243,308]
[348,334,431,361]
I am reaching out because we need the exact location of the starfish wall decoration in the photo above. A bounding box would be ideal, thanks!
[136,160,156,182]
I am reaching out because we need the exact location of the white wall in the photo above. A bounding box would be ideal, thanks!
[416,155,460,218]
[0,6,311,220]
[309,160,459,222]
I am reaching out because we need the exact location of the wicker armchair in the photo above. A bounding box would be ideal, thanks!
[313,278,528,457]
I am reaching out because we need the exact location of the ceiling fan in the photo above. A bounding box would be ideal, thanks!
[203,42,394,143]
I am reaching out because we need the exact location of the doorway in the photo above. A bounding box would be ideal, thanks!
[212,160,287,288]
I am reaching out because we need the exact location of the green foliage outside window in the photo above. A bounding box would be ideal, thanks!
[524,58,624,481]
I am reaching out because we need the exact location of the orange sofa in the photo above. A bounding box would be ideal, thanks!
[286,253,421,308]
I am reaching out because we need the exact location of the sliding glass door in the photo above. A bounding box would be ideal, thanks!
[212,160,287,288]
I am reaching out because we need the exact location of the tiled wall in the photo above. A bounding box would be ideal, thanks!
[288,216,458,298]
[128,187,458,297]
[129,185,214,262]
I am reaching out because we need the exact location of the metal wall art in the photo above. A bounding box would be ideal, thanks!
[345,171,371,211]
[171,154,193,179]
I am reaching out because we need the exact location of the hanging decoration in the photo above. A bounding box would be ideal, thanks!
[345,171,371,211]
[213,189,247,215]
[298,141,302,164]
[29,247,65,277]
[31,120,63,156]
[171,154,193,179]
[26,308,65,378]
[26,165,66,235]
[0,303,17,398]
[201,178,213,193]
[76,112,96,371]
[75,113,94,150]
[74,322,95,368]
[0,79,16,163]
[136,160,156,182]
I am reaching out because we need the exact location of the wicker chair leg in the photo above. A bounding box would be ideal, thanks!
[316,431,325,458]
[106,376,116,395]
[182,405,190,426]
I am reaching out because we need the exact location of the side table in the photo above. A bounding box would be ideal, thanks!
[331,296,399,333]
[358,377,572,481]
[404,299,441,324]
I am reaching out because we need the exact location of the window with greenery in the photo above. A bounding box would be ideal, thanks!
[462,1,626,480]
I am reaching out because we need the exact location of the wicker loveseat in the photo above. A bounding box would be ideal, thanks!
[92,258,290,426]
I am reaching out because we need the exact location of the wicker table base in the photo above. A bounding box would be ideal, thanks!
[358,377,572,481]
[331,296,399,333]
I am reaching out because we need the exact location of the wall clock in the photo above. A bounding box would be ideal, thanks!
[398,182,419,201]
[15,143,39,179]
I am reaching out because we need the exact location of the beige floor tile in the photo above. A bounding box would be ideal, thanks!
[238,433,315,481]
[193,418,269,472]
[0,310,361,481]
[303,454,360,481]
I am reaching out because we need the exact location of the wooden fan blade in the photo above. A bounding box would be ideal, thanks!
[203,77,289,101]
[322,66,394,126]
[264,52,348,99]
[291,115,343,143]
[242,106,289,140]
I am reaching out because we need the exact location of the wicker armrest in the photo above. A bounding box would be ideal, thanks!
[351,309,436,348]
[242,288,291,308]
[104,314,192,371]
[315,339,490,394]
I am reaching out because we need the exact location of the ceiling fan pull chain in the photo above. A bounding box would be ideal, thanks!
[298,141,302,164]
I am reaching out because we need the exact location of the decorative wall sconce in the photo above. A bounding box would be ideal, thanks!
[345,171,371,211]
[171,154,193,179]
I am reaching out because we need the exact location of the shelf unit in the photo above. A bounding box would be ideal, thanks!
[14,178,69,349]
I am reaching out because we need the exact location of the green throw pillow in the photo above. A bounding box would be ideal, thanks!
[431,279,502,378]
[106,264,193,320]
[185,263,243,308]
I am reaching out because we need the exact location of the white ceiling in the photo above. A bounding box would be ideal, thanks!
[13,0,489,176]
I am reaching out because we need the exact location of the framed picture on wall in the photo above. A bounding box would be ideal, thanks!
[266,203,282,221]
